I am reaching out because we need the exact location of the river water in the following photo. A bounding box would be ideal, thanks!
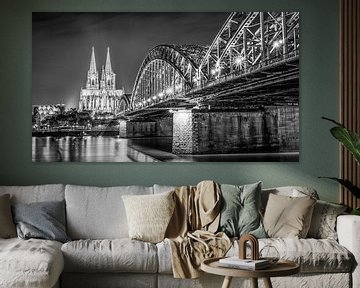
[32,136,174,162]
[32,136,298,162]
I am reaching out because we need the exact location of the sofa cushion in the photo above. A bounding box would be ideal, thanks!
[218,182,266,238]
[12,200,70,243]
[0,238,64,288]
[122,191,175,243]
[158,237,353,275]
[153,184,176,194]
[0,184,65,204]
[61,273,157,288]
[0,194,16,238]
[229,238,353,273]
[61,239,158,273]
[263,193,316,238]
[261,186,319,212]
[65,185,153,239]
[307,200,347,240]
[264,238,353,273]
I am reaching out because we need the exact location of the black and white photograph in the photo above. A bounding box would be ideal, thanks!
[32,12,300,162]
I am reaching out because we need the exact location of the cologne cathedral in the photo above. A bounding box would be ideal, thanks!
[79,47,125,115]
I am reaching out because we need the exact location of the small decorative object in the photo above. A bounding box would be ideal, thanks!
[238,234,280,265]
[259,245,280,264]
[238,234,259,260]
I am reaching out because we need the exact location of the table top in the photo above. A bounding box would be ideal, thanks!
[201,257,300,278]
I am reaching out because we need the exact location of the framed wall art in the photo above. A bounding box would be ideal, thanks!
[32,12,300,162]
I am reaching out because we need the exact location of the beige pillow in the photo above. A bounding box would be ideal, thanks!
[122,191,175,243]
[263,193,316,238]
[0,194,17,238]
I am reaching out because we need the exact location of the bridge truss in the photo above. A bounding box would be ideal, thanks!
[126,11,300,118]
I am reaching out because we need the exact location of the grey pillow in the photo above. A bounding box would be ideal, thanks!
[218,182,266,238]
[307,200,347,240]
[12,200,70,243]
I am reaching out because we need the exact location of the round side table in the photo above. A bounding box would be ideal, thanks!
[201,257,300,288]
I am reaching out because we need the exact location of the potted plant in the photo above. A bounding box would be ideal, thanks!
[320,117,360,215]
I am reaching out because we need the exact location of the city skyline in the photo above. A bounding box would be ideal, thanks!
[32,12,228,109]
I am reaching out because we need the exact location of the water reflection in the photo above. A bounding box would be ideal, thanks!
[32,136,298,162]
[32,136,134,162]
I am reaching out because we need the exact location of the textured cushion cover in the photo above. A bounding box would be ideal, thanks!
[122,191,175,243]
[12,200,70,243]
[62,239,158,273]
[308,200,347,240]
[0,238,64,288]
[65,185,153,239]
[254,238,353,273]
[0,194,16,238]
[263,193,316,238]
[218,182,266,238]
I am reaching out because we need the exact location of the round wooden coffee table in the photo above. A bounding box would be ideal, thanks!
[201,257,300,288]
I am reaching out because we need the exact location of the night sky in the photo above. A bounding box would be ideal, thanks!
[32,12,229,109]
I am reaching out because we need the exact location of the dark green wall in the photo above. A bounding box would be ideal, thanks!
[0,0,340,202]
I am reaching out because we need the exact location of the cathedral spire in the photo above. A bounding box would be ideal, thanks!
[86,47,99,89]
[105,47,112,73]
[89,46,97,73]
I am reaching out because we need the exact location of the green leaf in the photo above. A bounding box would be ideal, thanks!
[322,116,344,127]
[351,208,360,215]
[319,177,360,198]
[330,126,360,165]
[322,117,360,165]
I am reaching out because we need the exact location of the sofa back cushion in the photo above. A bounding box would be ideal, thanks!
[0,194,17,238]
[65,185,153,239]
[0,184,65,204]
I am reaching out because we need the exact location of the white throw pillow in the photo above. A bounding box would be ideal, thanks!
[122,191,175,243]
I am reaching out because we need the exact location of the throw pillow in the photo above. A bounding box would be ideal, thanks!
[12,200,70,243]
[263,193,316,238]
[122,190,175,243]
[307,200,347,240]
[0,194,17,238]
[218,182,266,238]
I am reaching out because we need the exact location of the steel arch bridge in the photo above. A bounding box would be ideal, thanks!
[125,11,300,117]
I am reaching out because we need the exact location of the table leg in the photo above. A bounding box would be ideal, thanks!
[221,276,233,288]
[263,277,273,288]
[251,278,258,288]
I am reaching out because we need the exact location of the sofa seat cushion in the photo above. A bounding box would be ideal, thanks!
[157,238,353,274]
[62,239,158,273]
[231,238,353,273]
[0,238,64,288]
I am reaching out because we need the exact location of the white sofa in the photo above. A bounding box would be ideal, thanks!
[0,184,359,288]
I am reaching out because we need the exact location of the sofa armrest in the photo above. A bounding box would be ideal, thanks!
[337,215,360,288]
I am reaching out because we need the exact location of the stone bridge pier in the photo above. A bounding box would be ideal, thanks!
[172,106,299,155]
[118,106,298,156]
[119,116,173,138]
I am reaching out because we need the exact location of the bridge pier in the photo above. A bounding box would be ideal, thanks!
[172,106,299,155]
[119,117,173,138]
[119,120,156,138]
